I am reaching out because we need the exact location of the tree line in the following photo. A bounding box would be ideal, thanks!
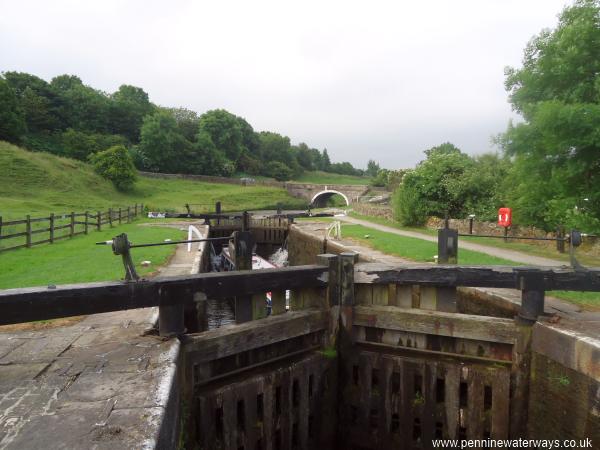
[0,72,365,184]
[394,0,600,234]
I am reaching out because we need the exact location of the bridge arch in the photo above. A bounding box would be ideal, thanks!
[310,190,350,207]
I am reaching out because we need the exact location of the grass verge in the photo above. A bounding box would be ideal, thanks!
[0,222,186,289]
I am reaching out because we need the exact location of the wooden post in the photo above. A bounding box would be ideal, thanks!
[26,215,32,248]
[510,268,545,437]
[0,216,2,241]
[97,211,102,231]
[159,286,186,337]
[108,208,113,227]
[516,269,545,322]
[504,226,509,243]
[437,227,458,264]
[318,254,340,348]
[127,206,131,223]
[233,230,255,323]
[84,211,89,234]
[556,226,565,253]
[424,227,458,312]
[118,208,122,225]
[49,213,55,243]
[339,252,357,337]
[134,203,138,217]
[242,211,250,232]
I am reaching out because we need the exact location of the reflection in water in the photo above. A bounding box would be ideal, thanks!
[206,245,288,330]
[207,298,235,330]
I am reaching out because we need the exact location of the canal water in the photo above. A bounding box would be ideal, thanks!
[206,246,288,330]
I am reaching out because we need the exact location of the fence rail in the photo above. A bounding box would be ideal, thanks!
[0,203,143,252]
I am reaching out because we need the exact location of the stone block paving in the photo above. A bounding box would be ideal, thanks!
[0,308,180,450]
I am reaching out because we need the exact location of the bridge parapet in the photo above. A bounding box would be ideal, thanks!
[285,182,370,206]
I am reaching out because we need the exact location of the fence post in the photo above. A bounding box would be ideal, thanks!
[49,213,55,243]
[504,226,509,243]
[26,215,32,248]
[134,203,138,217]
[556,225,565,253]
[70,212,75,237]
[97,211,102,231]
[84,211,89,234]
[108,208,113,227]
[127,206,131,223]
[0,216,2,241]
[118,208,122,225]
[233,230,254,323]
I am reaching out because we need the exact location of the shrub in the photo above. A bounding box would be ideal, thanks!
[89,145,137,191]
[266,161,293,181]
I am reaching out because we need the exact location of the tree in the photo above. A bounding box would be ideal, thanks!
[3,71,63,132]
[138,111,192,173]
[109,85,155,142]
[163,107,199,142]
[60,129,127,161]
[499,0,600,231]
[320,149,331,171]
[366,160,380,177]
[89,145,137,191]
[51,75,111,132]
[0,78,26,143]
[266,161,293,181]
[198,109,247,163]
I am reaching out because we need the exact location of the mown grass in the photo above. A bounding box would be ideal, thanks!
[0,223,186,289]
[344,215,600,309]
[342,224,519,265]
[0,142,307,221]
[293,170,371,185]
[349,211,600,267]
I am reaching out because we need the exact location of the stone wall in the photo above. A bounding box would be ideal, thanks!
[352,203,394,220]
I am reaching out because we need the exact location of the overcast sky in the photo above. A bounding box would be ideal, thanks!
[0,0,569,169]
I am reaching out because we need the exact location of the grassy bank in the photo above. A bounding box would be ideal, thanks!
[0,223,185,289]
[293,170,370,185]
[0,142,306,220]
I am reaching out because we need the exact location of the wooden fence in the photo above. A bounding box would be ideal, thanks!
[0,203,144,252]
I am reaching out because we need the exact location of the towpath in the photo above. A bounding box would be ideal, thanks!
[0,223,204,449]
[339,215,566,267]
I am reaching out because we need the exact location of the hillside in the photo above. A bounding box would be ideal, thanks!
[0,142,307,220]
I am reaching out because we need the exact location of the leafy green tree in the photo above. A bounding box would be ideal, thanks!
[163,107,199,142]
[50,75,111,132]
[3,72,63,132]
[0,78,26,143]
[61,129,127,161]
[89,145,137,191]
[499,0,600,231]
[198,109,247,163]
[138,111,192,172]
[320,149,331,171]
[109,85,155,142]
[190,130,235,176]
[266,161,293,181]
[366,159,380,177]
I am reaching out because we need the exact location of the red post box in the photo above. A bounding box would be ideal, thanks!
[498,207,512,227]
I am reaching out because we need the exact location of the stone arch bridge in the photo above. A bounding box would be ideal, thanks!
[285,183,369,207]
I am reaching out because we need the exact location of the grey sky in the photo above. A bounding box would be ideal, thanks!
[0,0,568,169]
